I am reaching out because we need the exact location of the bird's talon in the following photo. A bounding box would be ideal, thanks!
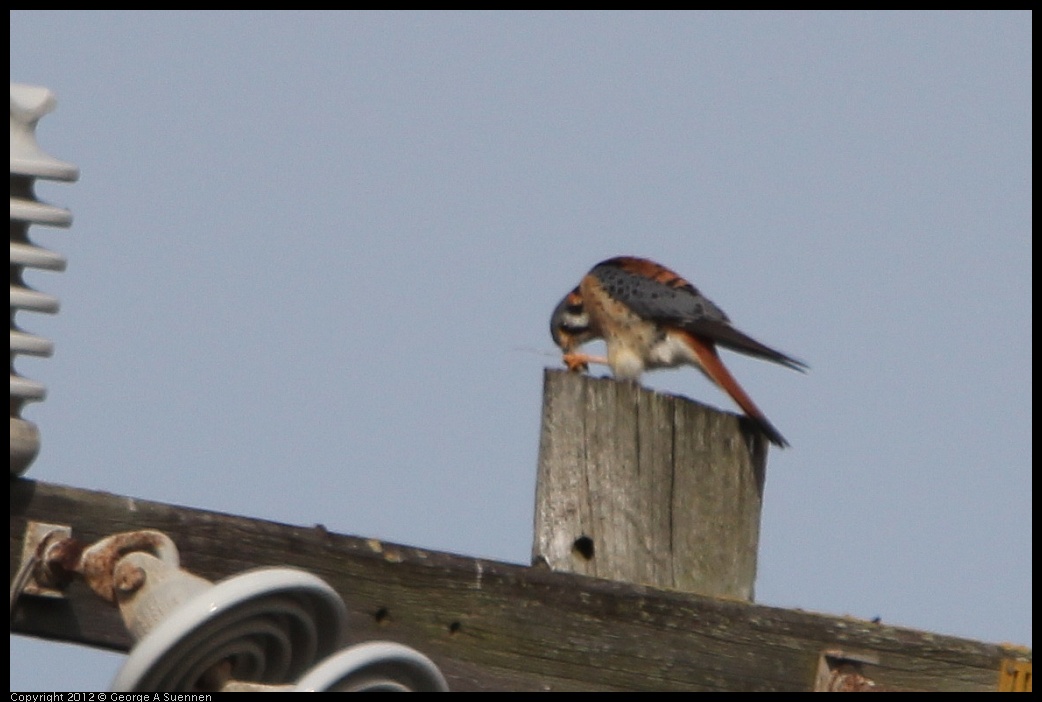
[562,353,590,373]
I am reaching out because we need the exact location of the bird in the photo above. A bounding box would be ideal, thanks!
[550,256,806,447]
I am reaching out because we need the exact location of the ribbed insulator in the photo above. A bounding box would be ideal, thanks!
[10,83,79,476]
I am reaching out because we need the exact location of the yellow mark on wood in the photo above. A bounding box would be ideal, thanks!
[998,659,1032,692]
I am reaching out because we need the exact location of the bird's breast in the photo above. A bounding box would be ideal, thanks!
[609,347,646,380]
[581,272,671,379]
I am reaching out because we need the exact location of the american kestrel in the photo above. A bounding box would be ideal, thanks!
[550,256,805,447]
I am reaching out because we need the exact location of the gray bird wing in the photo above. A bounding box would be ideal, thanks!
[591,257,807,371]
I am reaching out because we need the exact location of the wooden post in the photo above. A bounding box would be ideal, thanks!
[533,369,768,601]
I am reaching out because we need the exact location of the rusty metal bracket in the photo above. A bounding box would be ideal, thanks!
[14,521,73,599]
[814,649,882,692]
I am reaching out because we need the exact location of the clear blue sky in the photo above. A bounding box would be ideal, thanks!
[11,11,1031,691]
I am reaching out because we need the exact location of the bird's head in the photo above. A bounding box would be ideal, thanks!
[550,286,596,352]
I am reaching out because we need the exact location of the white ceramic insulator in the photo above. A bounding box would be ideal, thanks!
[10,82,79,476]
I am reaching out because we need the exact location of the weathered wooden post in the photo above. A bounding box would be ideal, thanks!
[533,369,768,601]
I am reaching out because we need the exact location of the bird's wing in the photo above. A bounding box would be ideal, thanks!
[590,256,806,371]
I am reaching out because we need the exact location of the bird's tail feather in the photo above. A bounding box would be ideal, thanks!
[679,330,791,448]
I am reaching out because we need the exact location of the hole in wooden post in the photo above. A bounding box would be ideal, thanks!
[375,607,391,625]
[572,535,594,560]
